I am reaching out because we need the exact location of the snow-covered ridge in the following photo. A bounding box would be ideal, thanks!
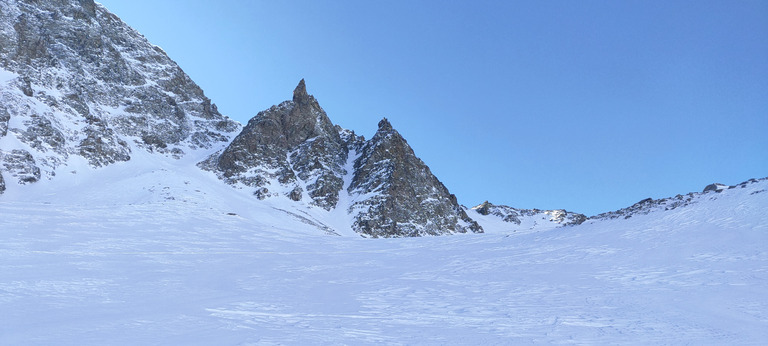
[468,201,587,234]
[464,178,768,235]
[590,177,768,221]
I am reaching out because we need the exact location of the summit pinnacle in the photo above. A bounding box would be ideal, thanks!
[293,79,309,104]
[377,118,393,132]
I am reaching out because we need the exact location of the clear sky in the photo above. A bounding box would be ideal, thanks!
[97,0,767,216]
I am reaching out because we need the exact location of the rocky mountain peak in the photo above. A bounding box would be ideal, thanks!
[205,80,347,209]
[349,118,483,237]
[203,82,482,237]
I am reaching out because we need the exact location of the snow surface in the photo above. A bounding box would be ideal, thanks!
[1,154,767,344]
[0,67,17,84]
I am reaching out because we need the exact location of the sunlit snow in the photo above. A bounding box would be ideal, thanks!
[1,152,766,344]
[0,67,17,84]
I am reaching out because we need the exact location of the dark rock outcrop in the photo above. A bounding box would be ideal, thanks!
[78,125,131,167]
[0,104,9,137]
[703,183,728,193]
[1,149,41,184]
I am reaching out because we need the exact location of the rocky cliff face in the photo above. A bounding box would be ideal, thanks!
[205,81,482,237]
[0,0,240,191]
[348,118,482,237]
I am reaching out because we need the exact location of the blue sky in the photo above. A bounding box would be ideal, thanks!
[97,0,767,216]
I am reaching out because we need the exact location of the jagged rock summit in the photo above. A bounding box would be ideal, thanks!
[204,80,482,237]
[0,0,240,189]
[206,79,347,209]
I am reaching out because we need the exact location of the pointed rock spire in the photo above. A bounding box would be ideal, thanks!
[293,79,309,105]
[377,117,393,132]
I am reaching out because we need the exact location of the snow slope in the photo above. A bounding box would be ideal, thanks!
[1,156,767,344]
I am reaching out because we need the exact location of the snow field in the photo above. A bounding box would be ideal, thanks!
[0,157,766,344]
